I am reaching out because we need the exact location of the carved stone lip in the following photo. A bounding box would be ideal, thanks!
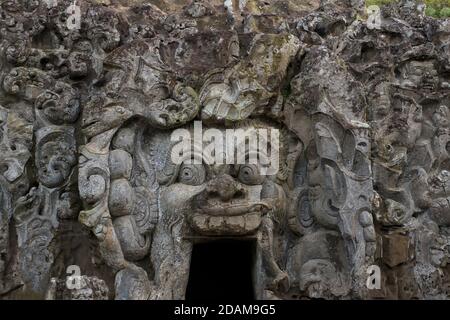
[195,202,270,216]
[190,211,262,236]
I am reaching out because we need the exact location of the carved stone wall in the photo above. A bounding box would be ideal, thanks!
[0,0,450,300]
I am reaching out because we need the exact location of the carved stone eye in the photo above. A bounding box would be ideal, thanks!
[178,163,205,186]
[238,164,264,185]
[385,144,393,153]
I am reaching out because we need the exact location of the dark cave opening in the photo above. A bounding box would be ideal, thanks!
[185,239,256,301]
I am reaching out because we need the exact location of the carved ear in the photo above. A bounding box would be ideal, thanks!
[314,122,342,163]
[288,186,314,236]
[322,160,347,209]
[126,125,174,192]
[289,140,310,191]
[285,133,304,189]
[131,126,181,188]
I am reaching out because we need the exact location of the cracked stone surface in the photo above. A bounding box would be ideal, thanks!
[1,0,450,300]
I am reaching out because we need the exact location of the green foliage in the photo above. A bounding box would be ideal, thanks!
[365,0,397,6]
[425,0,450,10]
[424,0,450,17]
[364,0,450,18]
[440,6,450,16]
[426,6,438,16]
[423,0,450,18]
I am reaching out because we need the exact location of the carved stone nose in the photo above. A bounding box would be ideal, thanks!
[206,174,244,201]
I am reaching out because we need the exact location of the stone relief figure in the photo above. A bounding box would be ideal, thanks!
[286,115,374,299]
[77,33,203,299]
[337,0,450,298]
[0,104,32,296]
[1,0,450,300]
[74,3,302,299]
[133,120,292,299]
[287,142,353,299]
[199,33,299,122]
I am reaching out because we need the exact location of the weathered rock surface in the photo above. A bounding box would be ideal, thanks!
[0,0,450,300]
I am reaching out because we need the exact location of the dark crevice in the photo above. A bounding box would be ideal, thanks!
[186,239,255,301]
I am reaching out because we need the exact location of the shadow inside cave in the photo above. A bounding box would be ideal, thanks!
[185,239,256,301]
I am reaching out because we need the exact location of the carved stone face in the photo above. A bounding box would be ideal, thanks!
[146,85,199,129]
[35,89,80,125]
[370,82,391,119]
[428,170,450,197]
[399,60,439,90]
[36,133,76,188]
[433,106,449,128]
[160,164,286,236]
[158,125,286,236]
[306,147,341,229]
[299,259,344,299]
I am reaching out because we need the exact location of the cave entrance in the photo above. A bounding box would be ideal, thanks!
[185,239,256,301]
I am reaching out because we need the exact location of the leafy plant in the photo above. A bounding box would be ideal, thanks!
[366,0,398,6]
[365,0,450,18]
[426,6,438,16]
[439,6,450,17]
